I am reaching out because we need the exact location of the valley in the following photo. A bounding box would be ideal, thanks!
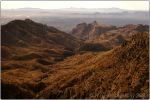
[1,19,149,99]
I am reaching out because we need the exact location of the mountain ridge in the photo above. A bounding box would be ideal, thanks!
[36,32,149,99]
[1,19,149,99]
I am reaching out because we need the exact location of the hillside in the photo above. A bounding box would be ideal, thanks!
[2,31,148,98]
[36,32,149,99]
[1,19,149,99]
[2,19,81,50]
[1,19,82,98]
[1,19,82,70]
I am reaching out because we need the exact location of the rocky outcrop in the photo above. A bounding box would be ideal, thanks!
[70,21,116,40]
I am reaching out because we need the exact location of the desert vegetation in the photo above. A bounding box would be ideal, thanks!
[1,19,149,99]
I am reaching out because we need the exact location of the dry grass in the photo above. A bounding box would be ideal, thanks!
[36,32,149,99]
[1,19,149,99]
[2,32,149,98]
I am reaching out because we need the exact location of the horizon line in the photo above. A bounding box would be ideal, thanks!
[1,7,148,11]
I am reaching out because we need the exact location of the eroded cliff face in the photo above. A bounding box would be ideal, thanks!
[70,21,116,40]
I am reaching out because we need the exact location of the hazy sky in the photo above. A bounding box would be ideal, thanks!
[1,1,149,11]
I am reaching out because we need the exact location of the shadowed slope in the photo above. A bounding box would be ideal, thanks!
[1,19,81,69]
[1,19,81,99]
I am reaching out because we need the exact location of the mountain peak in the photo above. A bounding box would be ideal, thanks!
[92,21,98,25]
[70,21,116,40]
[77,22,87,27]
[24,19,34,23]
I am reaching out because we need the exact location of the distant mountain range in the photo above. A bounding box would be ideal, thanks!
[1,8,149,32]
[2,7,148,12]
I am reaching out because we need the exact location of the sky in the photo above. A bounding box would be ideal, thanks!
[1,1,149,11]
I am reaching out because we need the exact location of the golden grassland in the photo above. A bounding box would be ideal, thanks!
[2,32,149,99]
